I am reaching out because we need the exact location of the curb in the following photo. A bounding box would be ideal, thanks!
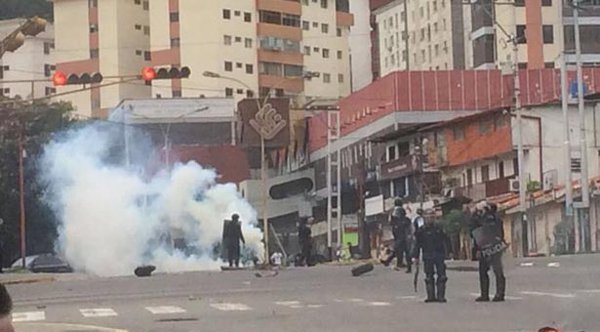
[14,322,127,332]
[1,276,55,285]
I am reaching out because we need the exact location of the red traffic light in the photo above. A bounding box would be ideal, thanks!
[52,71,67,86]
[141,66,156,81]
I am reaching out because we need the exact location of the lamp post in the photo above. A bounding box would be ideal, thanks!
[202,71,317,263]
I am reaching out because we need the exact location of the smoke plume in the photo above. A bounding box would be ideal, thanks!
[41,123,263,277]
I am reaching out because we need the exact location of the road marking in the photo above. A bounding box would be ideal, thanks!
[520,291,575,299]
[577,289,600,294]
[398,296,417,300]
[547,262,560,267]
[469,293,523,300]
[145,306,186,315]
[366,301,392,306]
[12,311,45,322]
[275,301,301,306]
[210,303,252,311]
[80,308,118,318]
[520,262,534,267]
[306,304,324,308]
[348,298,364,303]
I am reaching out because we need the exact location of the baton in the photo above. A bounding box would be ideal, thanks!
[413,259,420,293]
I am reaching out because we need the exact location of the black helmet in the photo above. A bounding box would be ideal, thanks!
[417,208,424,215]
[232,213,240,220]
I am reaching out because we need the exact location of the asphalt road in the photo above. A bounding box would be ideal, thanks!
[6,254,600,332]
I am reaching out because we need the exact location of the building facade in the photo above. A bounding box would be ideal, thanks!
[0,20,55,100]
[374,0,465,77]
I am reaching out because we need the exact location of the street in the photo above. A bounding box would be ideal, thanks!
[5,254,600,332]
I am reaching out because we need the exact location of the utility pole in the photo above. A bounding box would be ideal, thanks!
[18,125,26,269]
[560,53,574,217]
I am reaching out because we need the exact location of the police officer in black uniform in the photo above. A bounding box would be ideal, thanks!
[223,214,245,268]
[298,217,313,266]
[382,199,413,273]
[412,213,448,303]
[473,203,506,302]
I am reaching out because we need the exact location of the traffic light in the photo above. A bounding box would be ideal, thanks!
[52,71,103,86]
[141,66,191,81]
[0,17,46,57]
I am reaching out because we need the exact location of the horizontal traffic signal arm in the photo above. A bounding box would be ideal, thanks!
[141,66,191,81]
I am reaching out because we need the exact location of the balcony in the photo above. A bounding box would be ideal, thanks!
[259,74,304,93]
[456,177,513,201]
[257,0,301,16]
[257,22,302,41]
[336,11,354,27]
[257,49,303,66]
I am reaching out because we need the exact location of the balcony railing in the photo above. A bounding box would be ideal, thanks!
[456,176,514,201]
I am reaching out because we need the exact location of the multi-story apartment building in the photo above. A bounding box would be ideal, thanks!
[52,0,353,117]
[52,0,152,118]
[374,0,465,77]
[148,0,352,101]
[0,19,55,100]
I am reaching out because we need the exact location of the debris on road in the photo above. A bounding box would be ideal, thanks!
[351,262,374,277]
[134,265,156,277]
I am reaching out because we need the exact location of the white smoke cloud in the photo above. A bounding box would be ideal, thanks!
[41,123,263,277]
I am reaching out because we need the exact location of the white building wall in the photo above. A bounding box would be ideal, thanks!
[348,0,372,92]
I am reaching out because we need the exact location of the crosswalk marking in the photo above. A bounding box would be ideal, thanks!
[12,311,45,322]
[366,301,391,306]
[210,303,252,311]
[275,301,301,306]
[520,291,575,299]
[145,306,186,315]
[547,262,560,267]
[80,308,118,318]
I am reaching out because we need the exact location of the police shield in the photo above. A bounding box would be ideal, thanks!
[472,225,507,259]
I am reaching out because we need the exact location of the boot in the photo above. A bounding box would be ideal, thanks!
[493,275,506,302]
[476,274,490,302]
[436,277,447,303]
[425,279,436,303]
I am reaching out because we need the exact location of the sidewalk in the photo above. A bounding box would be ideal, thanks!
[0,272,90,285]
[14,323,127,332]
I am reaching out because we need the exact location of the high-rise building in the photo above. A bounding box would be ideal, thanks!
[148,0,353,101]
[374,0,465,77]
[52,0,153,118]
[52,1,354,117]
[0,20,55,100]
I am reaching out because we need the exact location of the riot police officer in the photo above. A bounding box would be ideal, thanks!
[412,213,448,303]
[382,199,413,273]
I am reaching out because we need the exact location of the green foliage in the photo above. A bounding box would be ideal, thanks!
[527,180,542,193]
[0,101,75,267]
[438,209,469,236]
[0,0,53,20]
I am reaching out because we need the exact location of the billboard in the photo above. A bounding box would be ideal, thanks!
[238,98,290,148]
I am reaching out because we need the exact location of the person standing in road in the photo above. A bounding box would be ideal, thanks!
[472,203,507,302]
[0,284,13,332]
[298,217,313,266]
[412,214,448,303]
[381,199,413,273]
[224,214,245,268]
[413,208,425,232]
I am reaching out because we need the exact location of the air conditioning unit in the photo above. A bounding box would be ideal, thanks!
[509,179,520,192]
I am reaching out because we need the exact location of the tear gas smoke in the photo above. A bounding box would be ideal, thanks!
[41,122,264,277]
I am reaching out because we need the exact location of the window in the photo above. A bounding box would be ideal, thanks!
[90,48,99,59]
[391,54,396,65]
[433,0,437,11]
[134,0,141,4]
[388,146,396,161]
[420,6,424,18]
[43,42,54,55]
[143,1,149,10]
[304,46,311,55]
[337,28,342,37]
[44,64,56,77]
[479,118,492,134]
[225,88,233,97]
[321,23,329,34]
[172,90,182,98]
[323,73,331,83]
[322,48,330,58]
[434,22,438,33]
[434,44,439,56]
[144,51,151,61]
[170,38,180,47]
[542,0,552,5]
[247,90,254,98]
[143,26,150,35]
[282,13,301,27]
[544,62,555,69]
[302,0,308,5]
[135,49,142,56]
[224,35,232,45]
[244,12,252,22]
[237,89,244,95]
[236,62,243,69]
[235,36,242,42]
[170,12,179,22]
[223,9,231,19]
[312,22,319,28]
[245,38,253,48]
[89,0,97,8]
[89,24,98,33]
[284,64,303,77]
[246,64,254,74]
[234,10,241,16]
[543,25,554,44]
[421,28,425,41]
[135,24,142,30]
[337,50,342,59]
[313,47,320,52]
[466,169,473,186]
[303,20,310,30]
[45,87,56,96]
[338,74,344,83]
[225,61,233,71]
[453,126,464,140]
[516,25,527,43]
[321,0,328,8]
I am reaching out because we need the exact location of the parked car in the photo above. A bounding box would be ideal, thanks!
[11,254,72,273]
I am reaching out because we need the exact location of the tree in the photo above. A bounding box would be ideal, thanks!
[0,0,53,21]
[438,209,470,259]
[0,100,74,267]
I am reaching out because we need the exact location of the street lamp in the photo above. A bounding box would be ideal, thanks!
[124,106,209,167]
[202,70,316,263]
